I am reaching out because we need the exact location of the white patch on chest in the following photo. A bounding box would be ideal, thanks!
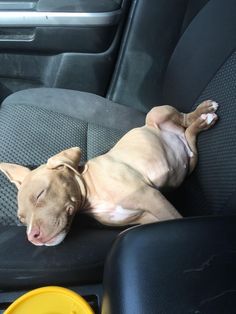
[90,203,142,224]
[109,205,141,222]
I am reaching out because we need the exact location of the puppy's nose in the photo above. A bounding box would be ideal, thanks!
[27,226,42,242]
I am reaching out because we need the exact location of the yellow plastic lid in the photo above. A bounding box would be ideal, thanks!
[4,286,95,314]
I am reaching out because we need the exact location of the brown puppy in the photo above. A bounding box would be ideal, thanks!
[0,100,218,246]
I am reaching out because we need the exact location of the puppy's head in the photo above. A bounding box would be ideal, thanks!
[0,147,85,246]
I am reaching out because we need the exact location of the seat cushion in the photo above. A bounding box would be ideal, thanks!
[103,216,236,314]
[0,87,145,225]
[0,88,145,288]
[3,87,145,133]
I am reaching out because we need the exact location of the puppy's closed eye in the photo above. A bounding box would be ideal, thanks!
[36,189,46,200]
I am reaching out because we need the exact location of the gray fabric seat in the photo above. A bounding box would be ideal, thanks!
[0,88,145,225]
[0,88,145,289]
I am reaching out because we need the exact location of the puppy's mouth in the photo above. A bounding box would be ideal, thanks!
[44,231,68,246]
[29,230,68,247]
[27,214,75,246]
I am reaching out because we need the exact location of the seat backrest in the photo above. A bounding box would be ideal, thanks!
[109,0,236,217]
[163,0,236,216]
[107,0,210,112]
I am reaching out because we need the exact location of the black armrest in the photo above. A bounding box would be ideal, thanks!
[102,216,236,314]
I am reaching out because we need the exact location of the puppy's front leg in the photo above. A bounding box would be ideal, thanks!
[134,187,181,224]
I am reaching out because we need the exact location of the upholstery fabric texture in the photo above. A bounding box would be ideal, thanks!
[0,89,145,225]
[168,50,236,216]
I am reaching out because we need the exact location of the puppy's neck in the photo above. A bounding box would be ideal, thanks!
[73,165,89,211]
[79,162,100,210]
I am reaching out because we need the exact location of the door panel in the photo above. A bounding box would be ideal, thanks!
[0,0,122,12]
[0,0,130,102]
[0,26,118,53]
[37,0,122,12]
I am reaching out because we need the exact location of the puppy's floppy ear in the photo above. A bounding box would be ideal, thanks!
[0,163,31,189]
[47,147,82,170]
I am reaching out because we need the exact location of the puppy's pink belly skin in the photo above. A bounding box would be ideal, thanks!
[109,127,190,189]
[148,132,190,188]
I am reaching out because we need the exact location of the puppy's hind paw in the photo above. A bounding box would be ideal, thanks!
[200,112,218,128]
[196,100,219,116]
[211,101,219,111]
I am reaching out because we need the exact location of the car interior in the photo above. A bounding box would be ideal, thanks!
[0,0,236,313]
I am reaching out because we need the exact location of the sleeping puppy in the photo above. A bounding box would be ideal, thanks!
[0,100,218,246]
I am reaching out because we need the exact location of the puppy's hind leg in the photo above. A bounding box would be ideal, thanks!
[184,100,219,127]
[185,110,218,173]
[145,105,186,134]
[146,100,218,130]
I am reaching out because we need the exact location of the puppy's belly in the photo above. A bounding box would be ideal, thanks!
[110,127,190,189]
[146,132,190,188]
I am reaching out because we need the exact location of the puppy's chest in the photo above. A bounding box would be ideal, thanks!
[85,201,142,226]
[83,162,143,225]
[85,177,143,226]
